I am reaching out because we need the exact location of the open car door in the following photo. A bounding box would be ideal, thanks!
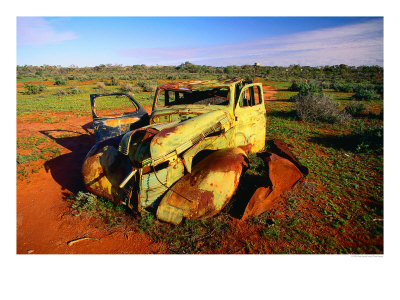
[90,93,150,142]
[234,83,266,153]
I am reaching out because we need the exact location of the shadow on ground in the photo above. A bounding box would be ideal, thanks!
[267,109,298,120]
[309,127,383,154]
[41,122,96,194]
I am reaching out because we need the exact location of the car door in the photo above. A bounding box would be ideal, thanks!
[234,83,266,153]
[90,93,150,142]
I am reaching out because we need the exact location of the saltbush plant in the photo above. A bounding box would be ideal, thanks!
[54,77,67,86]
[96,82,106,90]
[331,83,355,93]
[345,102,366,116]
[289,80,321,96]
[352,88,375,101]
[105,76,119,86]
[23,83,46,95]
[67,87,83,95]
[120,82,135,93]
[137,80,158,92]
[289,81,309,92]
[294,93,349,123]
[54,89,67,96]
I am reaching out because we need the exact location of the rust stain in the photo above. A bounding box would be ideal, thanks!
[158,78,243,91]
[103,117,139,127]
[156,148,248,224]
[155,125,179,139]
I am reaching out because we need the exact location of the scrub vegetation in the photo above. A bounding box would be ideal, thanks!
[17,62,383,254]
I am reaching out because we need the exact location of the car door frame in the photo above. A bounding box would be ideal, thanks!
[233,83,266,153]
[90,93,149,142]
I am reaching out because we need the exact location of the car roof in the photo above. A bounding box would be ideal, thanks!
[157,78,244,92]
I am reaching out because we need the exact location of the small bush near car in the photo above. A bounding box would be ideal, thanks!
[294,93,349,123]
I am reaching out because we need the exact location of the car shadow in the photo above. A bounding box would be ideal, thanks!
[41,122,96,194]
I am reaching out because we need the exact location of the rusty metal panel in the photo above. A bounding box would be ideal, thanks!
[156,147,249,225]
[149,110,232,165]
[139,167,168,208]
[82,136,133,204]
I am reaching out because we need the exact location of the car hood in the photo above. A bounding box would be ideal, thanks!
[148,109,232,165]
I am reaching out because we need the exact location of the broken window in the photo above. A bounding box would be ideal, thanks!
[239,86,262,107]
[94,94,138,118]
[158,88,230,107]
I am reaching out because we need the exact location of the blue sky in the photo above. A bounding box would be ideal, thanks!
[17,17,383,67]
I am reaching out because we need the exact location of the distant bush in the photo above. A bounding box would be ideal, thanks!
[120,82,141,93]
[167,74,178,80]
[105,76,119,86]
[294,93,349,123]
[320,81,332,89]
[23,83,46,95]
[54,77,67,86]
[54,89,67,96]
[137,80,158,92]
[352,88,375,101]
[96,82,106,90]
[289,81,309,92]
[289,81,321,96]
[67,87,83,94]
[345,102,366,116]
[224,66,234,74]
[308,81,323,94]
[67,75,79,80]
[331,83,355,93]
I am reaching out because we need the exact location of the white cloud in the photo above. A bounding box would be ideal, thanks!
[120,19,383,66]
[17,17,77,46]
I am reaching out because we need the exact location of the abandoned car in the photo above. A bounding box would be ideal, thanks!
[82,78,305,225]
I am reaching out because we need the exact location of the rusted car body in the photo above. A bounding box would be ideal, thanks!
[82,78,266,224]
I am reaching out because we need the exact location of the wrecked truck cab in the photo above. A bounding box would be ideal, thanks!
[83,78,268,224]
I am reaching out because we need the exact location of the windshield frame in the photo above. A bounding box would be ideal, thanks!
[152,85,235,110]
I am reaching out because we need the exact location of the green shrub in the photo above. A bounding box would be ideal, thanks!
[224,66,234,74]
[167,74,178,80]
[308,81,323,94]
[54,89,67,96]
[294,93,349,123]
[321,81,332,89]
[345,102,366,116]
[289,81,309,92]
[352,88,375,101]
[137,80,158,92]
[54,77,67,86]
[67,87,82,94]
[121,82,141,93]
[105,76,119,86]
[23,83,46,95]
[289,81,321,96]
[332,83,355,93]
